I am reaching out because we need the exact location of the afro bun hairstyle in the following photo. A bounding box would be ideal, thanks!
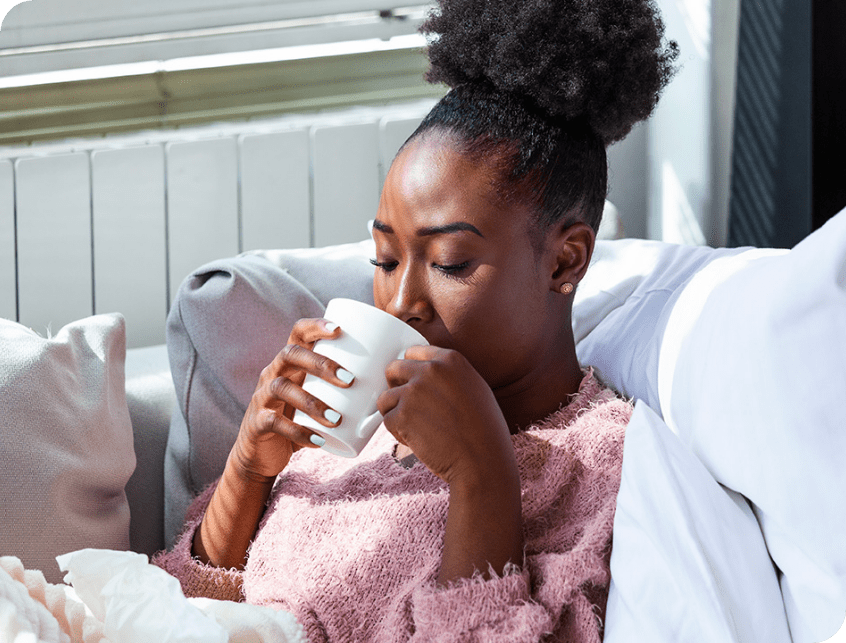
[421,0,679,145]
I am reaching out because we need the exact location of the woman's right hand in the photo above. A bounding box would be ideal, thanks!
[229,318,355,481]
[195,317,354,569]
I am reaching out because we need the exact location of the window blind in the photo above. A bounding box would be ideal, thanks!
[1,0,430,75]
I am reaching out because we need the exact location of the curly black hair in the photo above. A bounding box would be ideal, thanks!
[423,0,679,146]
[404,0,678,233]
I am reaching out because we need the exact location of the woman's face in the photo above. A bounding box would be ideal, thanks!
[372,134,561,391]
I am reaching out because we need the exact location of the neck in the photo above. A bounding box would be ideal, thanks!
[494,343,584,433]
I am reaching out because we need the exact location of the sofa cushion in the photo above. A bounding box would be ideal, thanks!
[0,313,135,583]
[125,344,177,556]
[164,241,376,545]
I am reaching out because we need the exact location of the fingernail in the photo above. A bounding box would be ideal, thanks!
[324,408,341,424]
[336,368,354,384]
[310,434,326,447]
[324,321,338,332]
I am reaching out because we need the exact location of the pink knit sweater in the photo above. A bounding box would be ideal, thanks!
[154,371,631,642]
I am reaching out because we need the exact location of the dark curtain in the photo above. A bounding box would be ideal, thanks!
[728,0,846,249]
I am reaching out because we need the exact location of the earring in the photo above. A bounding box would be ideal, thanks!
[559,282,574,295]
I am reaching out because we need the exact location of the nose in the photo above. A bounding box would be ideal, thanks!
[383,263,433,328]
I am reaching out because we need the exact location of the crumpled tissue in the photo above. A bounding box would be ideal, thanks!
[56,549,305,643]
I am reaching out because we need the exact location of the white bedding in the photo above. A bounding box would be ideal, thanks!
[606,401,792,643]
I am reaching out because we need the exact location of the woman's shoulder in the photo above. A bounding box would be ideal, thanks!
[536,368,632,432]
[516,369,632,474]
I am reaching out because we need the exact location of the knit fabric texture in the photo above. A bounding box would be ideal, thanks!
[153,370,631,642]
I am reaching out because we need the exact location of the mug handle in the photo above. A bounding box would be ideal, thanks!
[354,347,410,439]
[356,409,384,439]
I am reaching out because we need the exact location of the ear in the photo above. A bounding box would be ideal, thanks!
[548,221,595,292]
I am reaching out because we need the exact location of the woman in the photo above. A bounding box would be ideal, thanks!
[155,0,677,639]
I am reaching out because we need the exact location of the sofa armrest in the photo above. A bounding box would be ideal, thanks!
[125,344,176,555]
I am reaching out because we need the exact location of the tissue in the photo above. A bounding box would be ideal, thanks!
[189,597,307,643]
[55,549,305,643]
[57,549,227,643]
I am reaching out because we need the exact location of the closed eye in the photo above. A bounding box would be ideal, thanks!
[432,261,470,276]
[369,258,398,273]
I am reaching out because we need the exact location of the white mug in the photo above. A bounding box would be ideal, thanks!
[293,298,428,457]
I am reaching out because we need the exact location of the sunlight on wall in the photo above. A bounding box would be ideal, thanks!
[662,161,707,245]
[676,0,712,60]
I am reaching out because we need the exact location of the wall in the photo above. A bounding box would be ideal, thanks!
[608,0,739,246]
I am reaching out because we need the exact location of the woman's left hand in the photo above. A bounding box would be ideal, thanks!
[377,345,514,485]
[378,345,524,585]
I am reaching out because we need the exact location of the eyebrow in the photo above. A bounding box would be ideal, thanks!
[372,219,484,238]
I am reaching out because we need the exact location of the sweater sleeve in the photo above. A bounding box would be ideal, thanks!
[410,565,555,642]
[151,481,244,602]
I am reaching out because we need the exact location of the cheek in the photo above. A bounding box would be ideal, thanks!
[456,272,549,382]
[372,274,390,311]
[438,285,533,373]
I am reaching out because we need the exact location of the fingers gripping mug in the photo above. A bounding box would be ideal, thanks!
[293,298,428,457]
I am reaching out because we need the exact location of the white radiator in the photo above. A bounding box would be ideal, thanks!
[0,99,435,348]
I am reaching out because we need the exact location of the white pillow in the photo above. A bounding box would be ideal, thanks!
[574,238,748,409]
[605,401,792,643]
[0,314,136,583]
[657,208,846,643]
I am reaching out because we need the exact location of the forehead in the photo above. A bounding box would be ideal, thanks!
[378,135,531,236]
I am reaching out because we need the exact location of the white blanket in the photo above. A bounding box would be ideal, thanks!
[0,550,305,643]
[606,401,846,643]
